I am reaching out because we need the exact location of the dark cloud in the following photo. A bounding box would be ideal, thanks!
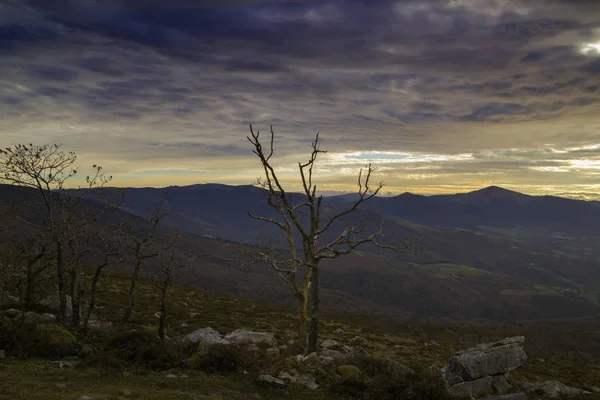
[0,0,599,193]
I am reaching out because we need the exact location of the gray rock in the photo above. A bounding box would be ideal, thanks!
[4,308,23,318]
[296,374,318,390]
[0,292,18,306]
[321,348,347,360]
[24,311,56,324]
[266,347,280,357]
[321,339,339,349]
[257,375,285,389]
[78,396,91,400]
[40,294,80,323]
[166,374,177,378]
[180,327,226,346]
[349,336,369,346]
[334,328,345,334]
[380,358,415,376]
[447,336,527,381]
[55,383,68,389]
[278,372,294,381]
[86,320,113,332]
[121,389,133,396]
[478,394,527,400]
[0,350,5,360]
[533,381,585,399]
[224,329,277,346]
[448,374,514,398]
[518,381,537,392]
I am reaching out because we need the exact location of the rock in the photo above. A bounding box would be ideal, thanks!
[257,374,286,389]
[180,327,226,346]
[296,373,319,390]
[321,339,339,349]
[224,329,277,346]
[86,320,113,332]
[533,381,585,399]
[591,386,600,393]
[0,350,5,360]
[321,348,347,360]
[56,360,79,368]
[38,324,77,347]
[78,396,91,400]
[425,340,441,348]
[54,383,68,389]
[518,381,537,392]
[447,336,527,381]
[4,308,23,318]
[166,374,177,378]
[334,328,345,334]
[0,292,18,306]
[349,336,369,347]
[23,311,56,324]
[380,358,415,376]
[478,394,527,400]
[39,294,80,323]
[278,372,295,381]
[266,347,280,357]
[337,365,362,380]
[121,389,133,396]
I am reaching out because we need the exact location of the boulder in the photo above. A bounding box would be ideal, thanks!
[257,375,285,389]
[39,294,80,323]
[180,327,226,346]
[321,339,339,349]
[295,374,318,390]
[533,381,585,399]
[447,336,527,381]
[478,394,527,400]
[24,311,56,324]
[224,329,276,346]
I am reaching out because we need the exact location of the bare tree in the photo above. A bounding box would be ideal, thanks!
[246,125,413,353]
[145,232,189,340]
[0,144,112,324]
[119,198,171,328]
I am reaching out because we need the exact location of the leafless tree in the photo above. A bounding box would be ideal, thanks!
[246,125,413,353]
[145,232,190,340]
[0,144,113,324]
[119,198,171,328]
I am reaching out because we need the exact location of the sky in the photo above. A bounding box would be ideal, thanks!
[1,0,600,198]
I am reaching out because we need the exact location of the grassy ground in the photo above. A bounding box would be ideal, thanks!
[2,269,600,399]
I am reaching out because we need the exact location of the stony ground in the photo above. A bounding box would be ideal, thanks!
[2,269,600,399]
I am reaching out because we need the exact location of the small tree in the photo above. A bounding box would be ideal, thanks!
[0,144,112,324]
[119,198,171,328]
[146,232,189,340]
[247,125,412,353]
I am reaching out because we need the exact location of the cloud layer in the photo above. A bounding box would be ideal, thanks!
[1,0,600,196]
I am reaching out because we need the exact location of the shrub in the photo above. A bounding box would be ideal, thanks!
[0,318,79,358]
[328,378,369,399]
[110,330,178,370]
[193,344,245,374]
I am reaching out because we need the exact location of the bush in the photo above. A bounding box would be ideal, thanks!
[110,330,178,370]
[193,344,245,374]
[0,318,79,358]
[329,378,370,399]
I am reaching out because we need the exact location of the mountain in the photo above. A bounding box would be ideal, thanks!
[5,183,600,322]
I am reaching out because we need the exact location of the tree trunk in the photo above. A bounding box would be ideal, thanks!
[297,293,308,350]
[25,266,35,309]
[71,270,81,328]
[56,240,67,324]
[121,260,142,328]
[307,264,320,354]
[158,282,168,340]
[82,265,104,332]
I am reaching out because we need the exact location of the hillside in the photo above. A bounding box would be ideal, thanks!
[4,183,600,322]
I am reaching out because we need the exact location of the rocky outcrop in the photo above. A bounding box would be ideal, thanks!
[518,380,589,399]
[179,327,227,346]
[224,329,277,346]
[441,336,526,398]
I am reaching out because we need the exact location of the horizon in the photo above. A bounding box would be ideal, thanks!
[1,1,600,198]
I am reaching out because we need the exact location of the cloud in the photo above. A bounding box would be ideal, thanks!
[0,0,599,195]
